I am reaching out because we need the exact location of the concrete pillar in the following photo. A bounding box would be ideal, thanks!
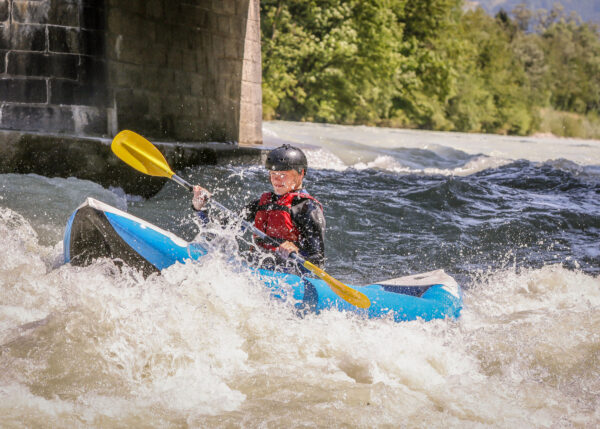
[104,0,262,144]
[0,0,108,135]
[0,0,262,145]
[239,0,262,145]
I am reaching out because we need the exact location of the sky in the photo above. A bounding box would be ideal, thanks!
[465,0,600,24]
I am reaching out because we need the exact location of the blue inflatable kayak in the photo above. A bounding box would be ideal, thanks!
[63,198,462,322]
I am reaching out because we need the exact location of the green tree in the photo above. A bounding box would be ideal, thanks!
[260,0,600,137]
[261,0,405,124]
[442,8,536,134]
[539,11,600,114]
[388,0,462,130]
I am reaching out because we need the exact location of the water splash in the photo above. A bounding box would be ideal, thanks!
[1,119,599,426]
[1,208,599,426]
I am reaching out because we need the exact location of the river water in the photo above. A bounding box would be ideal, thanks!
[1,121,599,427]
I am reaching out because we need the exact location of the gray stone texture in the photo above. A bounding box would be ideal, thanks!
[0,23,47,51]
[1,0,108,137]
[0,1,9,22]
[7,51,79,79]
[0,129,266,197]
[0,77,46,102]
[1,0,262,190]
[0,103,106,134]
[105,0,262,144]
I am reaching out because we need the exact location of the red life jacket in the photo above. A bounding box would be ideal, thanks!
[254,191,322,251]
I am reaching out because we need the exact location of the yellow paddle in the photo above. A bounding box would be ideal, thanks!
[111,130,371,309]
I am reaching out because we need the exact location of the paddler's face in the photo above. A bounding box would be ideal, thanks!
[269,169,304,195]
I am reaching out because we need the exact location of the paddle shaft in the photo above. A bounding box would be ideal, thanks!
[174,173,305,261]
[177,172,371,308]
[110,129,371,308]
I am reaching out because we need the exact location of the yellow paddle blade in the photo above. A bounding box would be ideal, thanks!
[111,130,175,178]
[303,261,371,309]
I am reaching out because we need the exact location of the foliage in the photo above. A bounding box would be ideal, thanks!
[261,0,404,123]
[443,8,536,134]
[540,17,600,114]
[260,0,600,137]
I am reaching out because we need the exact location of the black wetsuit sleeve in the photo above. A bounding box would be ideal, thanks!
[195,196,326,269]
[241,199,260,223]
[291,199,326,268]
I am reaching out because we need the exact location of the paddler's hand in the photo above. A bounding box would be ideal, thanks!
[276,241,299,259]
[192,185,212,210]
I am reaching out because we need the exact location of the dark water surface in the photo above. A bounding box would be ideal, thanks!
[1,123,600,427]
[129,159,600,287]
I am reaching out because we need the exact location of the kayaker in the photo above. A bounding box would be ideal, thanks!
[192,144,326,272]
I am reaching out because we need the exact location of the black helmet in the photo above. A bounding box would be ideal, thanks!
[265,144,308,174]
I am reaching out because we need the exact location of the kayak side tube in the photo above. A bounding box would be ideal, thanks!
[258,269,462,322]
[63,198,206,276]
[64,198,463,322]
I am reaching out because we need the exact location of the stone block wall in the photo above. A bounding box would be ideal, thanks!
[0,0,108,135]
[0,0,262,144]
[238,0,261,144]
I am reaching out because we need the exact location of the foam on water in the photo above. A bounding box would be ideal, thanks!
[0,173,127,245]
[351,154,513,176]
[265,120,600,176]
[2,120,599,426]
[303,144,512,176]
[1,207,599,427]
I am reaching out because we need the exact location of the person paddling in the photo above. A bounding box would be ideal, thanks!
[192,144,326,272]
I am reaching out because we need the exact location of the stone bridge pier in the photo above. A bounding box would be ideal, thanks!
[0,0,262,145]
